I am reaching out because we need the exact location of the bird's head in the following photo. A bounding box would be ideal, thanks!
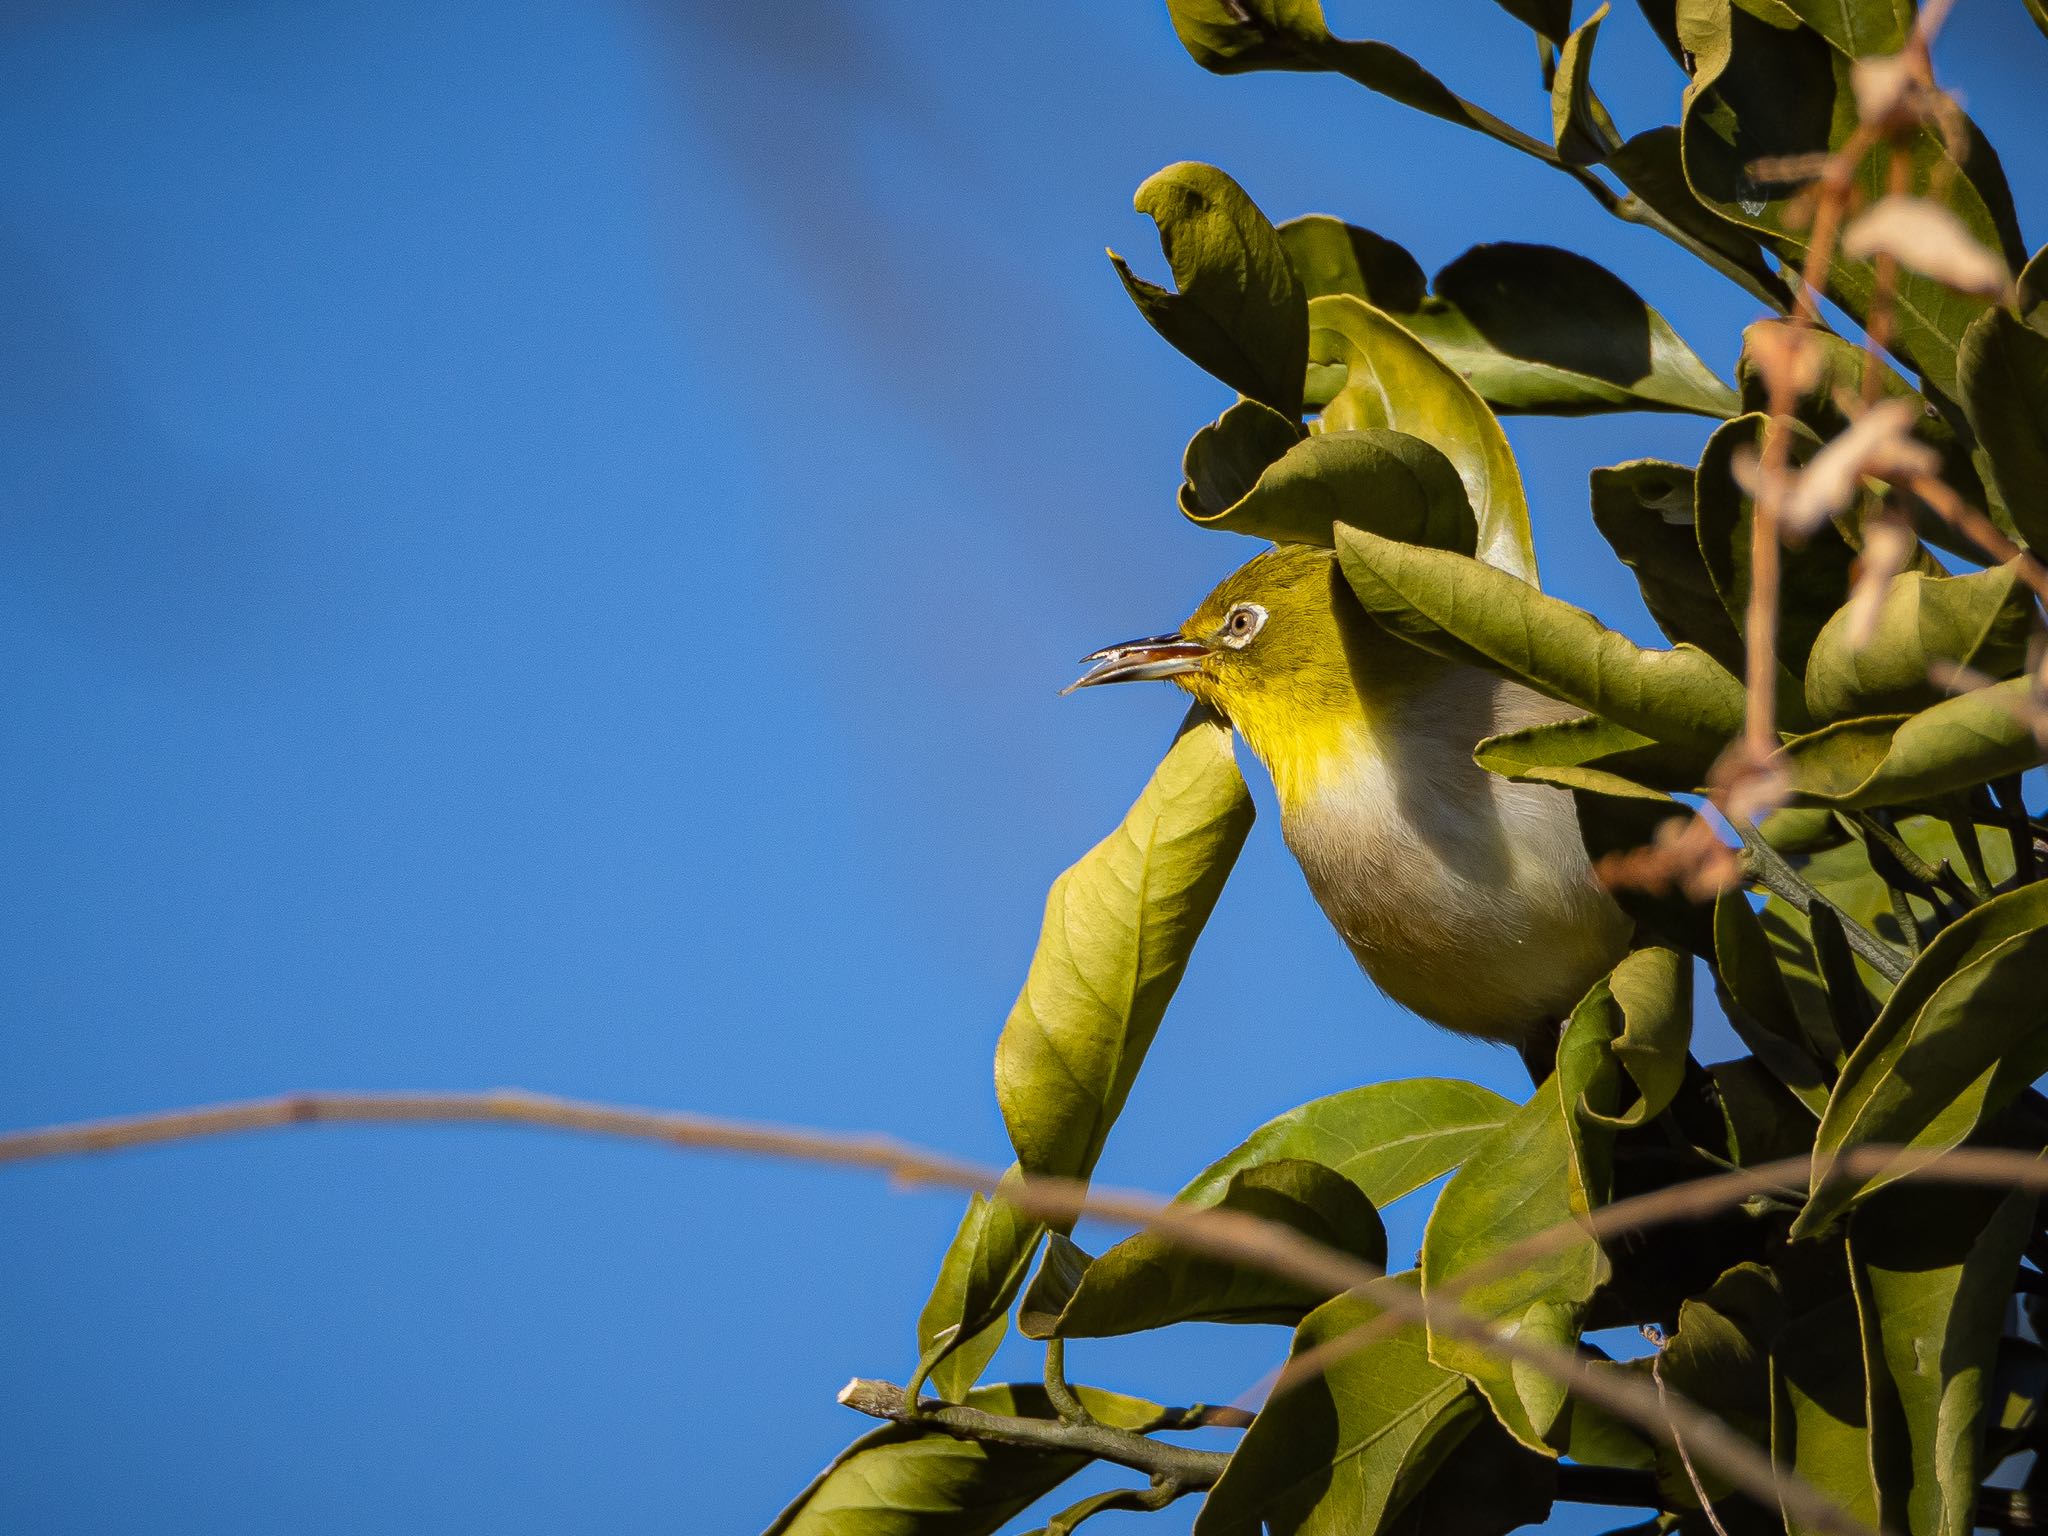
[1065,543,1375,803]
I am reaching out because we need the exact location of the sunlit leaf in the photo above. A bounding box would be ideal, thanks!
[1850,1183,2037,1536]
[766,1383,1165,1536]
[1180,1078,1516,1209]
[1475,712,1706,799]
[1677,3,2025,398]
[1286,226,1736,420]
[1181,420,1477,553]
[1421,949,1688,1446]
[1796,880,2048,1234]
[1776,0,1910,59]
[1780,680,2045,809]
[1194,1277,1486,1535]
[1020,1159,1385,1337]
[1335,527,1747,751]
[995,705,1254,1180]
[1110,162,1307,415]
[1803,563,2034,723]
[1551,4,1620,165]
[1311,297,1537,580]
[1772,1260,1884,1536]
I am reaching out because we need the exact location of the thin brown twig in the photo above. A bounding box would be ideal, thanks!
[0,1089,1879,1536]
[1655,1345,1734,1536]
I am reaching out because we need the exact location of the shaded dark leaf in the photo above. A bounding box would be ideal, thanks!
[1180,423,1477,553]
[1590,459,1746,669]
[1958,306,2048,555]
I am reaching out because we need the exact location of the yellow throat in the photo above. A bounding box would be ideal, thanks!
[1073,544,1631,1044]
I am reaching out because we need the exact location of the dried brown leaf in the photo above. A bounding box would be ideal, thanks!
[1841,194,2013,298]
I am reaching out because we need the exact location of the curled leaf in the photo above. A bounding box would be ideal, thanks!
[1782,399,1938,537]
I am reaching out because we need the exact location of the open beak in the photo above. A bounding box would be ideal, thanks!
[1061,634,1211,694]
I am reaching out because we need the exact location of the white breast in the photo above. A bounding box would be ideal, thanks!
[1278,672,1633,1043]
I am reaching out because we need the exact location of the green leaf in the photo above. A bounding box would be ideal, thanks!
[1712,1055,1825,1166]
[2020,242,2048,322]
[766,1383,1165,1536]
[1179,398,1306,524]
[1335,527,1747,751]
[1571,788,1717,957]
[1311,296,1537,580]
[1695,413,1855,683]
[1379,1414,1558,1536]
[1804,563,2035,723]
[1775,0,1911,55]
[1180,1078,1517,1209]
[1604,126,1787,304]
[1850,1183,2037,1536]
[1278,215,1426,311]
[1771,1265,1884,1536]
[1109,162,1307,416]
[1475,713,1707,799]
[1590,460,1747,671]
[1733,321,2012,557]
[1421,950,1688,1446]
[1650,1263,1783,1507]
[915,1192,1021,1401]
[1194,1278,1486,1536]
[1551,4,1621,165]
[1417,245,1738,418]
[1020,1159,1386,1337]
[1713,890,1833,1114]
[1287,230,1736,420]
[1795,879,2048,1234]
[995,704,1254,1181]
[1677,4,2022,399]
[1180,422,1478,553]
[1780,680,2045,809]
[1488,0,1574,45]
[1958,306,2048,555]
[1161,0,1573,170]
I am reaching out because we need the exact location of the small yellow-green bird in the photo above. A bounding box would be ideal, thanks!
[1067,542,1630,1049]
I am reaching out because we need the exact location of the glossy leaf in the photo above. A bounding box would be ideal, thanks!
[1311,296,1537,580]
[1180,1078,1516,1209]
[1551,4,1620,165]
[1677,3,2024,399]
[1194,1278,1486,1536]
[767,1383,1165,1536]
[1780,679,2045,809]
[1589,459,1746,670]
[1162,0,1572,169]
[1850,1183,2037,1536]
[1109,162,1307,416]
[1020,1159,1385,1337]
[1804,563,2035,723]
[995,705,1254,1181]
[1420,953,1686,1446]
[1335,527,1747,751]
[1958,306,2048,554]
[1796,880,2048,1234]
[1181,422,1477,552]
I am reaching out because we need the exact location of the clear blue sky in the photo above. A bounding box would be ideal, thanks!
[2,3,2042,1532]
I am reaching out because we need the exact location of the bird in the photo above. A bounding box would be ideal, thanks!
[1065,541,1631,1057]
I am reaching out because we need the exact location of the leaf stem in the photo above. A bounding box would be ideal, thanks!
[1733,820,1911,984]
[1042,1339,1095,1427]
[836,1378,1230,1489]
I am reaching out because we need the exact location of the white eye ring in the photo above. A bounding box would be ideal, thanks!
[1218,603,1267,649]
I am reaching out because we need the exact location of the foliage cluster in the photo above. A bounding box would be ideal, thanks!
[773,3,2048,1533]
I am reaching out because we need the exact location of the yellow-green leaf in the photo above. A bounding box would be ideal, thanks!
[1781,681,2045,809]
[1804,563,2035,724]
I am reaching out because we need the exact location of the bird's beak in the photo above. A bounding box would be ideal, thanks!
[1061,634,1211,694]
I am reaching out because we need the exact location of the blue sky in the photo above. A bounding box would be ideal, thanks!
[2,2,2043,1532]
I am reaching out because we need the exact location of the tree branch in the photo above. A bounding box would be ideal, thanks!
[836,1378,1230,1489]
[1734,820,1911,984]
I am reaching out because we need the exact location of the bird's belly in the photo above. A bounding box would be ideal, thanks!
[1281,760,1631,1043]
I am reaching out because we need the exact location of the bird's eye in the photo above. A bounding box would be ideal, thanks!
[1219,603,1266,649]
